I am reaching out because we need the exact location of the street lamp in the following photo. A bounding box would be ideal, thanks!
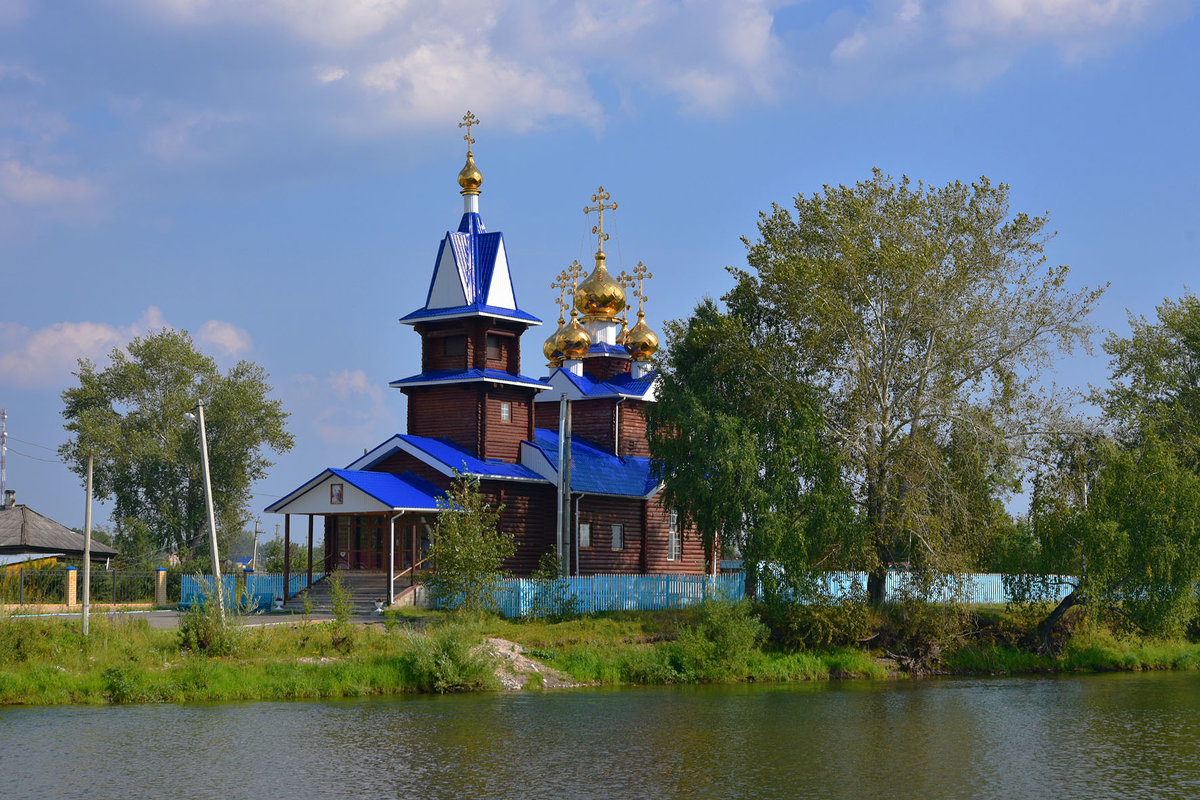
[185,398,224,621]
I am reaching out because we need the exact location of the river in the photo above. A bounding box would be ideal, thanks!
[2,672,1198,799]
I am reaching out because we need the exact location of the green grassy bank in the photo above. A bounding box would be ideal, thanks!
[3,602,1200,706]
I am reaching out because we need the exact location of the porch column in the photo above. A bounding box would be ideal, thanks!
[283,513,291,605]
[307,514,314,588]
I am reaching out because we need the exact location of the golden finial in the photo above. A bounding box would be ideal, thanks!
[550,268,573,325]
[457,110,482,195]
[584,186,618,255]
[543,268,573,367]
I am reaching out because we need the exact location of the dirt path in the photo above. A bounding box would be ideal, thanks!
[484,637,582,690]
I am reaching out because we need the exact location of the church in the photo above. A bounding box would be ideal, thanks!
[266,113,710,602]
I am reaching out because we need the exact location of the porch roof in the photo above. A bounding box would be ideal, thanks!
[264,468,443,515]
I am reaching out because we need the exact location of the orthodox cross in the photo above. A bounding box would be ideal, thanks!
[584,186,618,253]
[631,261,653,314]
[550,268,573,323]
[616,269,635,329]
[458,110,480,153]
[566,260,585,316]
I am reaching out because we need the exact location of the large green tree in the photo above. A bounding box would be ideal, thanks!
[647,299,855,598]
[727,170,1104,604]
[59,329,293,564]
[1098,292,1200,470]
[1014,436,1200,650]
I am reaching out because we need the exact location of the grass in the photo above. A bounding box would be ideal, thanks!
[6,601,1200,706]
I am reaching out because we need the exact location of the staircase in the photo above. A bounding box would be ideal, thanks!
[288,570,392,617]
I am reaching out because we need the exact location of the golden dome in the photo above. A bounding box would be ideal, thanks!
[624,313,659,361]
[543,324,565,366]
[458,152,482,195]
[574,252,627,322]
[558,315,591,360]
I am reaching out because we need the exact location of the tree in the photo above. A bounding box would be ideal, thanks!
[1013,437,1200,650]
[727,170,1104,604]
[647,299,856,599]
[59,329,294,563]
[1098,292,1200,471]
[424,473,514,614]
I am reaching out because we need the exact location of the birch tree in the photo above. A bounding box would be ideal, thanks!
[728,170,1104,604]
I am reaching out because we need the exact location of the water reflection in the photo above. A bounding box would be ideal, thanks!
[2,673,1199,799]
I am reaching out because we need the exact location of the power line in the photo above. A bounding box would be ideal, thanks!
[8,436,59,452]
[8,447,66,464]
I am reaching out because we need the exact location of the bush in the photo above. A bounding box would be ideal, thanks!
[397,622,497,693]
[665,599,767,682]
[424,473,514,614]
[759,597,875,650]
[526,553,580,622]
[177,579,243,657]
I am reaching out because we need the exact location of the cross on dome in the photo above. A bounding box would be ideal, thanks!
[631,261,653,315]
[459,110,479,154]
[584,186,618,255]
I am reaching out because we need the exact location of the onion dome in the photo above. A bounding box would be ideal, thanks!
[558,315,592,360]
[574,252,627,322]
[458,152,482,195]
[543,324,565,366]
[624,312,659,361]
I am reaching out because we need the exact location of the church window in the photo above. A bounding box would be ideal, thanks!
[443,336,466,357]
[499,401,511,421]
[486,334,502,360]
[668,510,681,561]
[611,524,624,551]
[579,522,591,549]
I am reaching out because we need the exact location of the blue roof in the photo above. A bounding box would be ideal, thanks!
[587,342,630,358]
[326,468,445,510]
[547,367,657,398]
[400,212,541,326]
[398,435,546,481]
[264,468,444,513]
[389,368,549,390]
[529,429,659,497]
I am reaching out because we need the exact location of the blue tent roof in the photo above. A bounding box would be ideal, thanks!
[389,367,549,391]
[400,212,541,326]
[398,435,546,482]
[528,429,659,497]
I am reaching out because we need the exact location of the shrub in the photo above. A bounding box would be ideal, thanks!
[397,622,498,693]
[665,599,767,682]
[177,578,243,657]
[526,553,580,622]
[759,597,875,650]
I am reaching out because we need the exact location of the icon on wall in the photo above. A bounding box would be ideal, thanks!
[330,483,344,505]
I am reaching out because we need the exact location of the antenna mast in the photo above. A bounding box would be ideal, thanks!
[1,408,7,502]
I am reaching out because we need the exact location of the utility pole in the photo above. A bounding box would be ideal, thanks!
[82,451,93,635]
[252,517,260,571]
[1,408,7,502]
[186,399,224,621]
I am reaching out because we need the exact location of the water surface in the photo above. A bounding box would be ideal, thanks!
[3,672,1198,799]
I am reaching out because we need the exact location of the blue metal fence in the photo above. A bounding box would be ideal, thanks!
[179,571,326,612]
[488,571,1075,618]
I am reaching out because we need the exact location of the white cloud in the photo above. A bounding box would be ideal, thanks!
[315,66,348,84]
[0,308,255,389]
[291,369,395,445]
[0,160,97,206]
[143,110,244,162]
[197,320,252,356]
[0,307,167,389]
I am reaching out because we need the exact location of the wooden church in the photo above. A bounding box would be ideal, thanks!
[266,113,710,601]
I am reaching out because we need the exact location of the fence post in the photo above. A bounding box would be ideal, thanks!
[66,566,77,606]
[155,568,167,607]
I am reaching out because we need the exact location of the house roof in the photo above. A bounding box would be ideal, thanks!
[394,435,546,482]
[399,212,541,327]
[524,429,660,498]
[389,367,549,392]
[264,468,444,515]
[0,504,119,558]
[536,366,658,401]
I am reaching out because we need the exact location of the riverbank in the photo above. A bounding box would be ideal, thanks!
[3,604,1200,705]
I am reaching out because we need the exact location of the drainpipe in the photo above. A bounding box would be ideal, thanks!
[388,511,403,604]
[613,397,625,455]
[573,493,584,577]
[557,394,567,574]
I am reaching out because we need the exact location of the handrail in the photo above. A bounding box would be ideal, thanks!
[390,555,433,599]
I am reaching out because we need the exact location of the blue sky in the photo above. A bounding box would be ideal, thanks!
[2,0,1197,532]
